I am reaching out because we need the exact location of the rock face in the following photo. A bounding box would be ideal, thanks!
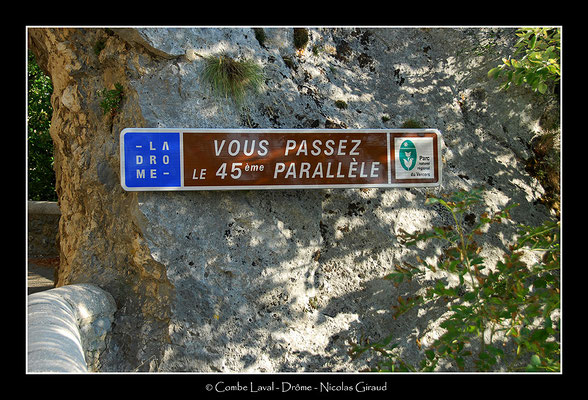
[28,27,558,372]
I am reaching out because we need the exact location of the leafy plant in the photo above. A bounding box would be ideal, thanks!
[93,38,106,56]
[201,54,265,105]
[98,83,124,116]
[335,100,348,109]
[253,28,267,48]
[28,51,56,201]
[488,27,560,94]
[293,28,309,51]
[350,188,560,372]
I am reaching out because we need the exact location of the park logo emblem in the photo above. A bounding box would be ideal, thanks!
[399,140,417,171]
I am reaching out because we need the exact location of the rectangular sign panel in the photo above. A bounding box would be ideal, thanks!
[120,128,442,191]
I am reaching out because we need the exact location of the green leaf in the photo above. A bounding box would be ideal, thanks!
[455,356,465,370]
[470,257,484,266]
[514,72,525,86]
[533,277,547,289]
[530,329,549,342]
[375,334,397,349]
[425,349,435,361]
[488,67,501,79]
[384,272,410,284]
[489,297,503,305]
[425,196,449,209]
[463,291,476,302]
[487,345,504,357]
[547,64,559,75]
[528,34,537,50]
[527,51,541,62]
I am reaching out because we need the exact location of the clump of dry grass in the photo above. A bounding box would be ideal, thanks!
[201,54,264,105]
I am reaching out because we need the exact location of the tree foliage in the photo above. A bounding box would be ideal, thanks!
[28,51,56,201]
[350,189,560,372]
[488,27,560,95]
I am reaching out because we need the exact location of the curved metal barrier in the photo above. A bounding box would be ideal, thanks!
[27,283,116,373]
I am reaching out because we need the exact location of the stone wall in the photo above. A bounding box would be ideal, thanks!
[28,27,558,372]
[28,201,60,257]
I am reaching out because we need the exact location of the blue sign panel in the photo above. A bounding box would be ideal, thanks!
[121,130,181,189]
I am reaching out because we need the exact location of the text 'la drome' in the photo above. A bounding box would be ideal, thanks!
[135,141,171,179]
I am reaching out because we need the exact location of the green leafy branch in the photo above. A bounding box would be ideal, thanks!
[488,27,560,94]
[350,188,560,372]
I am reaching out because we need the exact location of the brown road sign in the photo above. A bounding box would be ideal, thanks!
[120,128,442,191]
